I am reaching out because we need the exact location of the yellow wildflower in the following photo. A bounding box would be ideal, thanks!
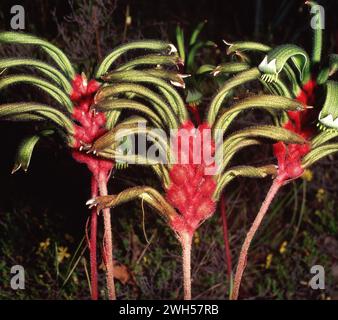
[316,188,326,203]
[279,241,288,254]
[39,238,50,251]
[143,256,150,265]
[57,246,71,263]
[265,253,273,269]
[302,169,313,182]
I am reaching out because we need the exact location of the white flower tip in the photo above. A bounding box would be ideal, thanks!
[168,44,178,54]
[258,56,277,74]
[212,70,220,76]
[319,112,338,129]
[180,74,191,79]
[86,199,96,206]
[11,164,21,174]
[170,80,185,88]
[223,39,233,46]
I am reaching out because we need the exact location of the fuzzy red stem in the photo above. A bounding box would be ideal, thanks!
[98,172,116,300]
[181,232,192,300]
[231,175,285,300]
[90,176,99,300]
[220,194,232,283]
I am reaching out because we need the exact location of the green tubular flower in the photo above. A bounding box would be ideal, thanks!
[0,74,73,112]
[0,58,72,92]
[99,69,187,122]
[94,83,179,129]
[95,40,178,78]
[86,186,178,222]
[213,165,277,201]
[116,54,182,71]
[94,99,164,128]
[207,68,261,125]
[318,81,338,131]
[225,40,271,55]
[302,143,338,169]
[214,95,304,134]
[258,44,310,84]
[211,62,250,76]
[311,130,338,149]
[0,102,74,137]
[220,41,302,96]
[0,31,75,78]
[12,130,54,173]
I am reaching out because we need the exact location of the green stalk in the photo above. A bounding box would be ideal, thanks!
[207,68,261,125]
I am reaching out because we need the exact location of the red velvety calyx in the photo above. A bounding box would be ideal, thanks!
[288,79,317,134]
[166,121,217,237]
[70,74,113,178]
[273,79,316,180]
[70,74,101,102]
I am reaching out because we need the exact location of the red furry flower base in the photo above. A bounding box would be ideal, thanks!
[166,121,217,237]
[70,74,113,178]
